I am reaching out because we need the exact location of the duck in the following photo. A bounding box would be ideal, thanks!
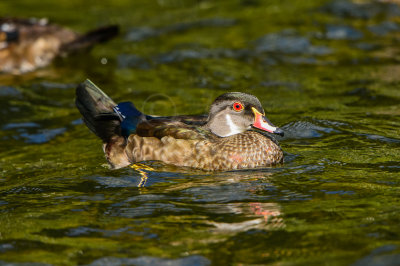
[75,79,284,171]
[0,17,119,74]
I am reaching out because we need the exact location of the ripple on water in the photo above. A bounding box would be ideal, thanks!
[0,86,22,97]
[358,133,400,144]
[117,54,152,69]
[259,80,301,91]
[0,261,50,266]
[118,47,248,69]
[4,186,44,195]
[20,128,66,144]
[36,225,157,239]
[284,164,325,175]
[88,255,211,266]
[321,0,400,19]
[125,18,236,42]
[1,1,400,265]
[282,120,339,139]
[2,123,66,144]
[182,183,269,203]
[88,176,144,188]
[345,87,400,107]
[353,245,400,266]
[120,28,334,69]
[0,239,67,259]
[368,21,400,36]
[2,122,40,130]
[88,171,172,188]
[253,30,332,55]
[325,24,363,40]
[106,202,191,218]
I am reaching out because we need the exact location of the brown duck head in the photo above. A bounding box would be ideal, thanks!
[206,92,284,137]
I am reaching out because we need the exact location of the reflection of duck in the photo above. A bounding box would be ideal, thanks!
[75,80,284,171]
[0,17,118,74]
[210,202,284,232]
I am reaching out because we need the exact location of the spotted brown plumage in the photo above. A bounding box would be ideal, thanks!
[0,17,118,74]
[76,80,284,171]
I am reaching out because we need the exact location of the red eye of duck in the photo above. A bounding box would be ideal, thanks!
[233,102,243,112]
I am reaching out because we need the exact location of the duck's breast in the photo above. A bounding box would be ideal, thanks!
[196,131,283,170]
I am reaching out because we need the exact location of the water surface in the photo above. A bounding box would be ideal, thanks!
[1,0,400,265]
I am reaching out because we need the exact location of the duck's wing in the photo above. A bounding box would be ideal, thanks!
[135,118,213,141]
[161,114,208,126]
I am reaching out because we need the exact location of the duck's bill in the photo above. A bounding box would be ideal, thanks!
[251,107,284,137]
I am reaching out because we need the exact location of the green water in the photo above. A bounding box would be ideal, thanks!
[1,0,400,265]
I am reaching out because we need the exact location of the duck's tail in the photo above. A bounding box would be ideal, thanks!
[75,79,146,168]
[75,79,121,143]
[62,25,119,53]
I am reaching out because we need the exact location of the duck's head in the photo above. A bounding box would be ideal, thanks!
[206,92,284,137]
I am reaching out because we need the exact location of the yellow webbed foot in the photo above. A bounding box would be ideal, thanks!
[130,163,155,187]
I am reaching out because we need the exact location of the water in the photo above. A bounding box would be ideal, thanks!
[1,0,400,265]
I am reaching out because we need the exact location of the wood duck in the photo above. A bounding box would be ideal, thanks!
[0,17,118,74]
[76,80,284,171]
